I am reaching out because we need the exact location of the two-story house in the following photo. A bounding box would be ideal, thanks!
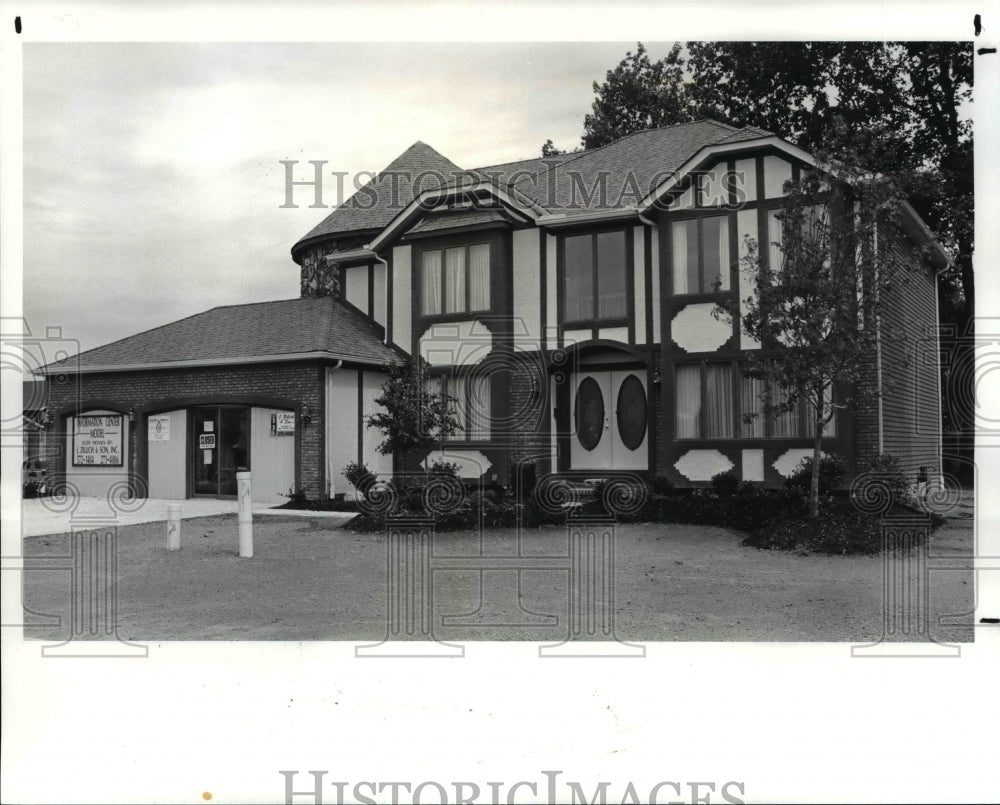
[41,119,947,503]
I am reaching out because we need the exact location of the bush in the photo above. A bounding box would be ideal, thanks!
[514,461,538,503]
[710,469,741,495]
[785,452,846,495]
[866,453,911,505]
[742,498,884,555]
[428,459,460,479]
[647,475,675,496]
[343,460,375,489]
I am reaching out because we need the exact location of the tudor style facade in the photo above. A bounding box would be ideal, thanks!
[41,119,947,500]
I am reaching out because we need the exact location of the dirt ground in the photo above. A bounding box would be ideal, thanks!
[20,511,974,643]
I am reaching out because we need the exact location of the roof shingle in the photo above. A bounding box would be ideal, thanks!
[47,297,399,372]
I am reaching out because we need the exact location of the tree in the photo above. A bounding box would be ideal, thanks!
[581,43,698,149]
[717,136,912,517]
[365,359,459,477]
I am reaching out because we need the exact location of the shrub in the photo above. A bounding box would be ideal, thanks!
[785,452,846,495]
[514,461,538,503]
[742,498,884,555]
[23,479,45,499]
[428,459,460,479]
[710,468,741,495]
[647,475,675,496]
[866,453,911,505]
[343,460,375,489]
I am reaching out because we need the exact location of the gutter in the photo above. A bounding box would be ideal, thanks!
[39,350,391,375]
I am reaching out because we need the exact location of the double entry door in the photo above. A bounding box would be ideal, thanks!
[570,369,649,471]
[193,406,249,497]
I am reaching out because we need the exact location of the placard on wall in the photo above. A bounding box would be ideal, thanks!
[72,414,124,466]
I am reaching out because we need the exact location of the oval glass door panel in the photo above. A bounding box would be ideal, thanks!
[616,374,647,451]
[574,376,605,451]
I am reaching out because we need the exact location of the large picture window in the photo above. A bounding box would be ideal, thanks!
[421,243,490,315]
[563,230,628,323]
[671,215,731,294]
[675,361,836,439]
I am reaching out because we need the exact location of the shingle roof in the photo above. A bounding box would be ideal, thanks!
[293,141,464,252]
[511,119,750,214]
[46,297,400,372]
[293,120,776,249]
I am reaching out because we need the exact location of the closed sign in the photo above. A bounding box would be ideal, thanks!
[198,434,216,449]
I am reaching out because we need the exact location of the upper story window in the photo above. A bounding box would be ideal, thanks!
[421,243,490,315]
[563,230,628,323]
[671,215,730,294]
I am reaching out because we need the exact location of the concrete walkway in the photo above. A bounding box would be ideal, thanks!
[19,496,353,537]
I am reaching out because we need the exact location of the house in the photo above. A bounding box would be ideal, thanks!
[39,119,947,501]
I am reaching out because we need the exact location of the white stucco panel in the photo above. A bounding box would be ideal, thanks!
[772,448,828,478]
[424,449,493,479]
[671,303,732,353]
[420,320,493,366]
[741,449,765,482]
[674,449,734,482]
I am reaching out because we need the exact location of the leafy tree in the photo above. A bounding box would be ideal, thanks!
[717,137,913,517]
[365,359,459,476]
[581,43,698,149]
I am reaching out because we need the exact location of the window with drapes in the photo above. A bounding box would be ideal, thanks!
[672,215,730,294]
[562,230,628,323]
[675,361,836,440]
[421,243,490,315]
[440,372,492,441]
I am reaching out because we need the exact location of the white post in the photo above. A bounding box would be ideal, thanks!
[167,504,182,550]
[237,471,253,558]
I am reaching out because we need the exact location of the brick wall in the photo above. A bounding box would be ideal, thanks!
[45,361,327,499]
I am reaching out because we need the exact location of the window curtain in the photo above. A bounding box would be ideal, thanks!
[444,247,466,313]
[740,374,766,438]
[767,210,784,275]
[804,383,837,437]
[468,244,490,311]
[770,379,800,438]
[672,220,697,294]
[705,363,733,438]
[467,373,491,440]
[675,365,701,438]
[596,231,627,318]
[422,251,442,314]
[713,216,730,291]
[448,375,467,439]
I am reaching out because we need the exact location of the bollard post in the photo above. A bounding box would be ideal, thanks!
[167,503,182,550]
[236,470,253,558]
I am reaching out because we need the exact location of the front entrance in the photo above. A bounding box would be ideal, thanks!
[570,369,649,471]
[193,406,249,497]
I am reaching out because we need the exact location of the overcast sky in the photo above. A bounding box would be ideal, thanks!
[22,41,664,353]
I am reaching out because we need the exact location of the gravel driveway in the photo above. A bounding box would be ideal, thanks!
[20,512,974,643]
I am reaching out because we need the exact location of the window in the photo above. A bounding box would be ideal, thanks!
[440,371,492,441]
[421,243,490,315]
[563,230,628,323]
[674,361,836,440]
[674,362,733,439]
[671,215,731,294]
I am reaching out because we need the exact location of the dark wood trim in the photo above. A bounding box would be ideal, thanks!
[367,263,375,319]
[643,225,654,347]
[385,250,394,347]
[357,370,364,464]
[539,230,548,347]
[626,228,636,345]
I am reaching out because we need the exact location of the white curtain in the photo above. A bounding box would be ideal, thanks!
[445,247,466,313]
[422,251,442,314]
[740,374,766,438]
[468,373,491,440]
[675,365,701,438]
[715,216,730,291]
[469,244,490,311]
[705,363,733,438]
[770,379,800,437]
[767,210,784,275]
[448,374,466,439]
[672,221,689,294]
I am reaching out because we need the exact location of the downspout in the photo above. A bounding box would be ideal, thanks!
[370,249,391,346]
[325,359,343,498]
